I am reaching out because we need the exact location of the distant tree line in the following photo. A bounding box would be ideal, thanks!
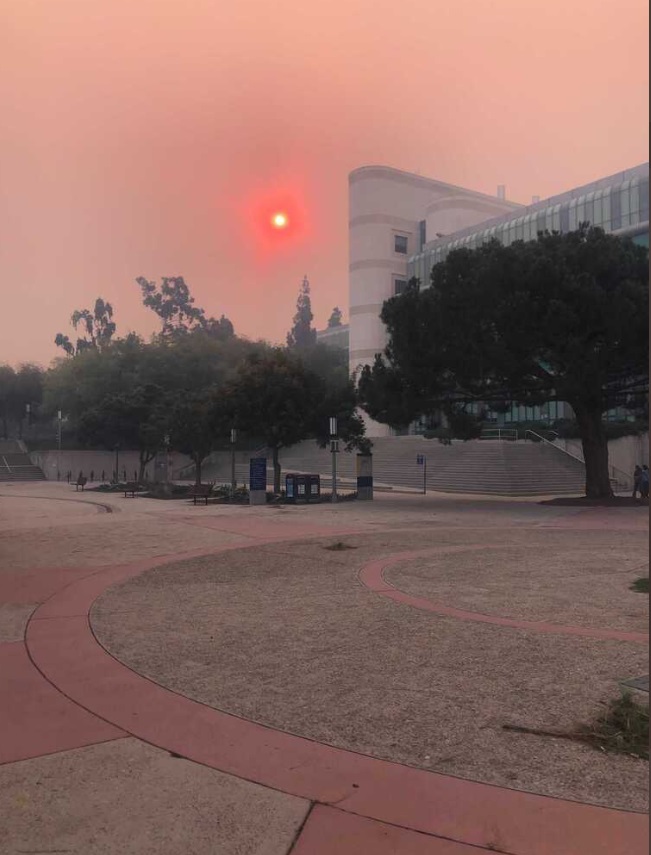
[5,275,366,490]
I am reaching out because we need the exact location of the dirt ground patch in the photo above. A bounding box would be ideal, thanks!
[92,528,649,812]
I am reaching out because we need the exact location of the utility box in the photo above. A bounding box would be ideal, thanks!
[307,474,321,502]
[285,473,320,504]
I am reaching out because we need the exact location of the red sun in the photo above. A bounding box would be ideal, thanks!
[271,211,289,229]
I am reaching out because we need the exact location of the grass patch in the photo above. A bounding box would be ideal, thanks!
[577,693,649,760]
[631,577,649,594]
[323,541,357,551]
[503,693,649,760]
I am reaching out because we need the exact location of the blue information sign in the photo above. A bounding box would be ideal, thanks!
[249,457,267,491]
[416,454,425,465]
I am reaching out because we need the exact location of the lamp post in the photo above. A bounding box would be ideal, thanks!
[329,417,338,503]
[164,433,170,483]
[57,410,62,482]
[230,428,237,495]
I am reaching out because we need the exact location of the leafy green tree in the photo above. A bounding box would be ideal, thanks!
[168,390,232,485]
[359,226,648,498]
[0,364,45,439]
[0,365,15,439]
[137,276,233,340]
[327,306,343,328]
[228,348,368,492]
[55,298,116,356]
[227,350,316,492]
[301,345,369,453]
[77,385,169,481]
[286,275,317,350]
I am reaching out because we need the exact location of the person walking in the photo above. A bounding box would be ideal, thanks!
[640,465,649,500]
[633,465,643,499]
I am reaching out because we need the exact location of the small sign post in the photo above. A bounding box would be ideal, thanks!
[417,454,427,494]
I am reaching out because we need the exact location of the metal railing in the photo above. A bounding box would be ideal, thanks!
[479,428,518,441]
[524,430,633,490]
[524,429,585,463]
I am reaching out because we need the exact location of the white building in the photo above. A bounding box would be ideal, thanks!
[349,163,649,436]
[348,166,521,435]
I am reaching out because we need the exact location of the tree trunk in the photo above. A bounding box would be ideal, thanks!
[194,455,202,486]
[272,446,281,494]
[573,404,613,499]
[138,452,147,483]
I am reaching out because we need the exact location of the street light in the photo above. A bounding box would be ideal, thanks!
[164,433,170,483]
[329,417,338,503]
[230,428,237,495]
[57,410,62,481]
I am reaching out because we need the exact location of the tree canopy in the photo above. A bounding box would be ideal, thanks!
[359,226,649,497]
[225,348,366,492]
[286,275,317,349]
[0,363,44,439]
[137,276,234,340]
[55,298,116,356]
[327,306,343,328]
[77,384,169,480]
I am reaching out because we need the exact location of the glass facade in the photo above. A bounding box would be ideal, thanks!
[408,168,649,286]
[401,166,648,432]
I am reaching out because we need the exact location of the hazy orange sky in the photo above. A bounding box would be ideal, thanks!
[2,0,648,367]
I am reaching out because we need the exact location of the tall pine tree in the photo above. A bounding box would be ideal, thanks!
[287,275,317,349]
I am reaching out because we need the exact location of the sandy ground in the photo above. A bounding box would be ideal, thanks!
[2,482,649,820]
[93,527,649,812]
[385,536,649,632]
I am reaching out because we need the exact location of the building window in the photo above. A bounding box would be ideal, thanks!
[419,220,426,251]
[560,205,570,232]
[394,234,408,254]
[639,178,649,219]
[611,188,621,230]
[394,278,408,296]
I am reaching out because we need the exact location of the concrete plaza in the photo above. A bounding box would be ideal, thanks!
[0,482,648,854]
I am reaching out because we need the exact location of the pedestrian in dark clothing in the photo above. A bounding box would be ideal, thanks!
[640,465,650,499]
[90,470,94,482]
[633,465,643,499]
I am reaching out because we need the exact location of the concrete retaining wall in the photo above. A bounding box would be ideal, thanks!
[30,450,193,482]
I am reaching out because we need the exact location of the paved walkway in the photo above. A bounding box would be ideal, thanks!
[0,483,648,854]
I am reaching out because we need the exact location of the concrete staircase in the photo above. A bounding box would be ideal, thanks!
[198,437,587,497]
[0,440,47,482]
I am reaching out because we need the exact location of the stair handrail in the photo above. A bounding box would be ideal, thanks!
[546,434,633,489]
[608,464,634,490]
[480,428,518,441]
[523,429,585,464]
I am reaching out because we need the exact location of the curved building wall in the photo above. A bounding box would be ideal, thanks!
[349,165,521,436]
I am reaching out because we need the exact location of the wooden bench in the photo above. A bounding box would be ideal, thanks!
[189,484,213,505]
[124,481,141,498]
[74,476,88,492]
